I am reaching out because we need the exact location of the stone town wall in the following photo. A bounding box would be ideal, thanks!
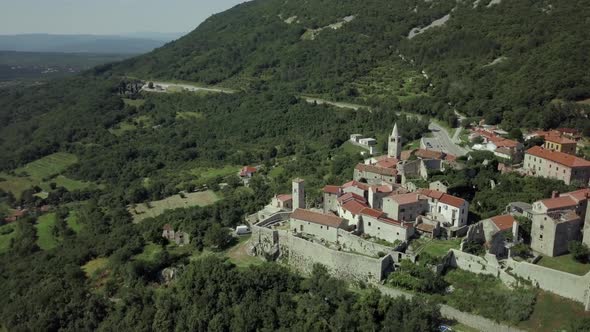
[337,229,410,262]
[505,259,590,309]
[447,250,517,286]
[278,231,392,282]
[376,284,525,332]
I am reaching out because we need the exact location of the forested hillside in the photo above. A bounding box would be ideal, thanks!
[115,0,590,130]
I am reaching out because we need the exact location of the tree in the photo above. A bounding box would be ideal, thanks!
[568,241,589,263]
[508,128,523,142]
[203,223,233,250]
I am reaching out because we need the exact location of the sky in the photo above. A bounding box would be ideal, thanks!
[0,0,247,35]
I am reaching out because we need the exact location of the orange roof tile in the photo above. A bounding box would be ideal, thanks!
[389,193,420,205]
[342,200,369,215]
[291,209,345,228]
[323,185,342,194]
[418,189,465,208]
[565,188,590,202]
[540,196,577,210]
[338,192,367,204]
[277,194,292,202]
[342,180,370,191]
[360,207,384,218]
[526,146,590,168]
[489,215,516,231]
[544,134,577,145]
[355,164,398,176]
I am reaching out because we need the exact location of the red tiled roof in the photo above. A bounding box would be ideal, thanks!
[526,146,590,168]
[557,128,580,135]
[323,185,341,194]
[565,188,590,202]
[418,189,465,208]
[355,163,397,176]
[416,149,444,160]
[342,180,370,191]
[389,193,420,205]
[291,209,345,228]
[489,215,516,231]
[277,194,292,202]
[488,136,519,148]
[360,207,384,218]
[377,216,406,227]
[376,158,398,169]
[540,196,578,210]
[400,149,416,161]
[342,200,369,215]
[544,134,577,145]
[338,192,367,204]
[239,166,257,176]
[371,184,393,193]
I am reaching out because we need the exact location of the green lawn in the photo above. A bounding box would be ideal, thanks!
[0,223,17,254]
[189,165,239,183]
[0,173,36,198]
[82,257,109,278]
[340,141,367,155]
[123,98,145,107]
[414,238,462,257]
[536,254,590,276]
[35,213,59,250]
[66,212,82,233]
[134,242,164,262]
[268,166,285,179]
[518,290,590,331]
[226,235,264,268]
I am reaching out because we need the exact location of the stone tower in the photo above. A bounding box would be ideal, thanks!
[292,178,305,210]
[388,123,402,159]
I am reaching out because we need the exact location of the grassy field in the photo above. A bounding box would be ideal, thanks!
[0,223,17,254]
[519,290,590,331]
[536,254,590,276]
[82,257,109,278]
[109,115,152,136]
[134,242,164,262]
[16,152,78,179]
[66,211,82,233]
[189,165,239,183]
[123,98,145,107]
[129,190,221,222]
[340,141,367,155]
[35,213,59,250]
[176,111,204,120]
[268,166,285,179]
[226,235,264,268]
[413,238,461,257]
[0,152,97,199]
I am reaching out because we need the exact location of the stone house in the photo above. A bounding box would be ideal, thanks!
[162,224,191,246]
[465,214,517,257]
[353,163,398,185]
[290,208,346,243]
[524,146,590,185]
[358,207,414,243]
[271,194,293,210]
[530,189,590,256]
[382,193,427,222]
[239,166,257,178]
[544,135,577,155]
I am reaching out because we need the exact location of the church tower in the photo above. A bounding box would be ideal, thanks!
[388,123,402,159]
[292,178,305,210]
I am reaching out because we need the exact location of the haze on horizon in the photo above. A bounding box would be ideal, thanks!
[0,0,247,36]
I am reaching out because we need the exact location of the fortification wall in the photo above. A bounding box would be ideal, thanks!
[505,259,590,308]
[337,230,409,262]
[277,231,390,282]
[448,250,517,286]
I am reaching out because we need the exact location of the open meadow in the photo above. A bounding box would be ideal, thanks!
[129,190,221,223]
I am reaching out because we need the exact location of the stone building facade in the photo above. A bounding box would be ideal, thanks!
[524,146,590,185]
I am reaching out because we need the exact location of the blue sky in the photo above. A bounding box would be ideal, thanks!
[0,0,247,35]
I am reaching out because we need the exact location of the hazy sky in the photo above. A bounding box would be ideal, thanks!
[0,0,247,35]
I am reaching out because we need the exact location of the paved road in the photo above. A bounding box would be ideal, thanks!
[428,122,469,157]
[302,96,369,111]
[142,82,235,94]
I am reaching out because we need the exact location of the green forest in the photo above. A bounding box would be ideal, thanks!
[1,0,590,330]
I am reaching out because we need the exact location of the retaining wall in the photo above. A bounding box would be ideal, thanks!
[448,250,517,286]
[337,229,409,262]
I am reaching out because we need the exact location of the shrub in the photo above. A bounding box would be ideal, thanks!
[568,241,589,263]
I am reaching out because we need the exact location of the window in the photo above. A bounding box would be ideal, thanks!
[540,225,544,230]
[368,222,372,226]
[378,227,381,230]
[327,226,329,230]
[400,208,406,212]
[320,226,323,229]
[539,234,543,240]
[300,225,303,232]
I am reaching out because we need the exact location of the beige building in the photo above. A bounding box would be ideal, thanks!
[524,146,590,185]
[290,209,346,243]
[353,163,398,185]
[382,193,428,222]
[359,207,414,243]
[418,189,469,228]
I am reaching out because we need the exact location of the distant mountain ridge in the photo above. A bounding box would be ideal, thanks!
[0,33,182,54]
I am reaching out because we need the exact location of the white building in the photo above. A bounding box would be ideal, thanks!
[418,189,469,227]
[290,208,346,243]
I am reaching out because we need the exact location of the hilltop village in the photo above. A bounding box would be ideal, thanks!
[247,122,590,312]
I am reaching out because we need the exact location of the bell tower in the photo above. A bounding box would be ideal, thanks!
[388,123,402,159]
[292,178,305,210]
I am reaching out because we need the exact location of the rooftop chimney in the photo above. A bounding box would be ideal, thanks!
[552,191,560,199]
